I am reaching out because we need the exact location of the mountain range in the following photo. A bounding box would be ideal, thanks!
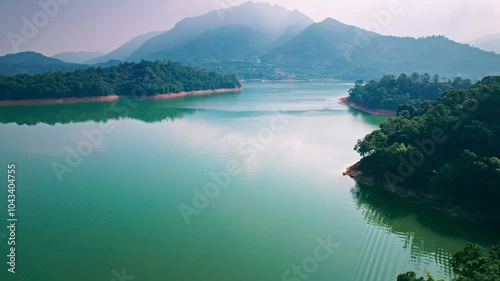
[0,52,84,75]
[86,31,164,64]
[262,18,500,79]
[127,2,313,62]
[51,51,104,64]
[2,1,500,80]
[469,33,500,54]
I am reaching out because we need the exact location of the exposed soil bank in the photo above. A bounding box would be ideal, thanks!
[145,87,243,100]
[0,87,243,106]
[340,97,396,116]
[343,162,500,225]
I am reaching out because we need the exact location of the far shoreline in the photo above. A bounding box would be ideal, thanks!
[0,87,244,106]
[339,97,396,116]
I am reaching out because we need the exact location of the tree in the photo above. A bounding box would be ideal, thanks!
[450,243,500,281]
[397,243,500,281]
[0,61,242,101]
[347,73,472,111]
[353,76,500,213]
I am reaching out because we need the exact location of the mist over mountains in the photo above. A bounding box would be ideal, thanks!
[2,1,499,79]
[469,33,500,54]
[127,2,314,61]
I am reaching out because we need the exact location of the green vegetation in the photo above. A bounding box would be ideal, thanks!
[397,242,500,281]
[262,19,500,80]
[0,60,241,101]
[347,73,472,110]
[354,76,500,215]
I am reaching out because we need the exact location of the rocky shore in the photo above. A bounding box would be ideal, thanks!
[343,162,500,225]
[339,97,396,116]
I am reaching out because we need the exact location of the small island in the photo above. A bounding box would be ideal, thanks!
[344,76,500,223]
[0,60,242,106]
[341,73,472,116]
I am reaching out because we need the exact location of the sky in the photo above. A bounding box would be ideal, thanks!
[0,0,499,56]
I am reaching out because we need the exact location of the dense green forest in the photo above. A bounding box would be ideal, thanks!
[353,76,500,215]
[0,60,241,101]
[347,73,473,110]
[397,242,500,281]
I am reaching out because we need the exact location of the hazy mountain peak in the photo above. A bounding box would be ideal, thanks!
[52,51,104,64]
[127,1,314,61]
[0,51,62,63]
[469,33,500,54]
[88,30,164,64]
[321,17,342,24]
[0,51,87,75]
[470,33,500,45]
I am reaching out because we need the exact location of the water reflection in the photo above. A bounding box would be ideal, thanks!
[0,98,203,125]
[346,106,390,126]
[351,184,500,273]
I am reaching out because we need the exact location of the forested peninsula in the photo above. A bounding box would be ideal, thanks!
[345,76,500,223]
[0,61,242,104]
[342,73,473,114]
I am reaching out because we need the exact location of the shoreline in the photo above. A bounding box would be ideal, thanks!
[339,97,396,116]
[0,87,243,106]
[144,87,243,100]
[343,162,500,224]
[240,79,342,83]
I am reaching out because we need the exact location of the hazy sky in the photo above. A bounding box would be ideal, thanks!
[1,0,499,56]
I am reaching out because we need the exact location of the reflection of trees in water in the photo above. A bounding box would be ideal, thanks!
[346,107,389,126]
[351,184,500,276]
[0,98,201,125]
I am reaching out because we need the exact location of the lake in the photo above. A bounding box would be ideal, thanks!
[0,82,498,281]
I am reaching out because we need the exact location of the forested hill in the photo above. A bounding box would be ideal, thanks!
[347,73,473,110]
[0,51,85,75]
[352,76,500,218]
[0,61,241,101]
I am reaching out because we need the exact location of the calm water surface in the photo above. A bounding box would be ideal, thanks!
[0,82,498,281]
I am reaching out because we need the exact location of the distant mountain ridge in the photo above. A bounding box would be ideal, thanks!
[0,52,85,75]
[127,1,314,61]
[3,2,500,80]
[52,51,104,64]
[0,52,122,75]
[261,18,500,79]
[469,33,500,54]
[87,31,164,64]
[123,2,499,80]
